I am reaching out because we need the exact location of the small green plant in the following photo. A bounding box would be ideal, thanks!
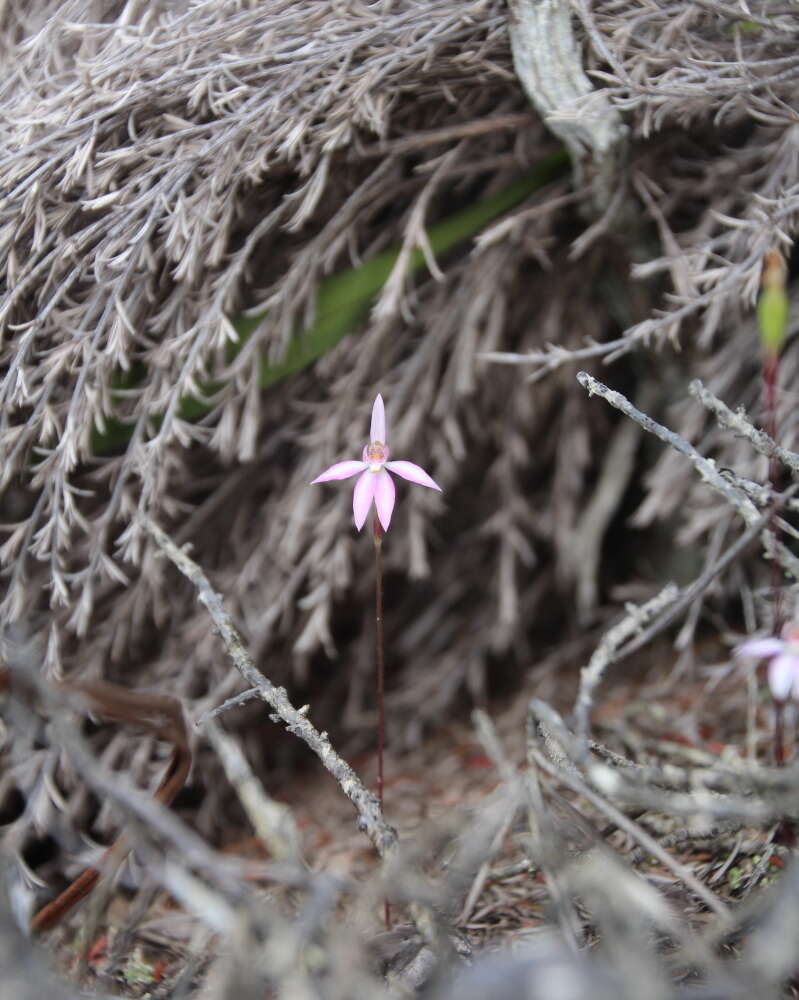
[123,950,157,987]
[726,866,744,891]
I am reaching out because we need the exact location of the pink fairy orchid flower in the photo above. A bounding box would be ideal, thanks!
[735,624,799,702]
[311,394,442,531]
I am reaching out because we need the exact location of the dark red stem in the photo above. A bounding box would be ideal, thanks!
[372,518,390,927]
[764,350,783,636]
[373,518,385,806]
[775,700,786,767]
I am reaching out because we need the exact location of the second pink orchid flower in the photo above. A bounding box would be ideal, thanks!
[735,625,799,703]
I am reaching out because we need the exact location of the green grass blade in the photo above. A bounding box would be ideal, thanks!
[92,150,568,454]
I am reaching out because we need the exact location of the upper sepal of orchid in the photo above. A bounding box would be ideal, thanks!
[370,394,386,445]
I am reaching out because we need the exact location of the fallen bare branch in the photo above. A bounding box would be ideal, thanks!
[690,379,799,478]
[577,371,799,582]
[203,718,306,866]
[527,699,732,924]
[573,584,680,749]
[140,512,398,860]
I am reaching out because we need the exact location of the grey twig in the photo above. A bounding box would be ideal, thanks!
[577,371,760,523]
[479,336,633,382]
[529,697,799,827]
[204,718,306,866]
[573,584,679,749]
[140,513,398,859]
[564,385,651,620]
[144,514,446,960]
[690,379,799,477]
[577,371,799,582]
[615,509,775,663]
[195,686,261,725]
[526,702,732,925]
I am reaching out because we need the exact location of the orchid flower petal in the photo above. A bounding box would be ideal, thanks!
[370,394,386,444]
[384,460,441,491]
[768,653,799,702]
[311,460,367,484]
[353,471,377,530]
[735,638,786,659]
[374,469,396,531]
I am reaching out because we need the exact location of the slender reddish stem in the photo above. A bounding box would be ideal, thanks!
[765,351,783,636]
[765,351,778,444]
[774,701,786,767]
[373,518,390,927]
[373,518,385,805]
[764,349,787,767]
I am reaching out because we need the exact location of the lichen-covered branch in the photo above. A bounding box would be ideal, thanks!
[690,379,799,478]
[573,584,679,748]
[140,513,398,859]
[578,371,799,582]
[508,0,626,208]
[577,371,760,523]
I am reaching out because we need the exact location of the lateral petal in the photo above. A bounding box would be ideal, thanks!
[374,469,396,531]
[769,653,798,702]
[370,394,386,444]
[353,471,376,530]
[311,460,367,484]
[384,460,442,491]
[735,638,785,659]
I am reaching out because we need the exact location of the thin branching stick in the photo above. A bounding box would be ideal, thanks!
[527,700,732,925]
[615,508,775,662]
[140,513,398,858]
[577,371,799,581]
[531,698,799,827]
[203,718,307,866]
[195,686,261,725]
[573,584,679,750]
[577,371,759,521]
[690,379,799,477]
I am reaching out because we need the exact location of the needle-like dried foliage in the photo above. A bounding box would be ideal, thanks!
[0,0,564,713]
[570,1,799,612]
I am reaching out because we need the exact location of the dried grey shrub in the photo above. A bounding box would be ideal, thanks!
[0,0,575,747]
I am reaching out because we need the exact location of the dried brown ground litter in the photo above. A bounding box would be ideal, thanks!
[4,1,799,997]
[12,635,799,998]
[2,0,798,739]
